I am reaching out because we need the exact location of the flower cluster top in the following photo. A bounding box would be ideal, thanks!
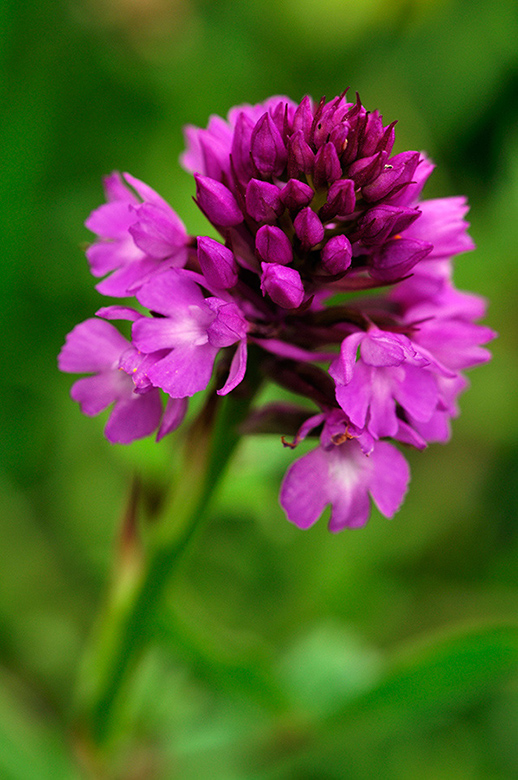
[59,91,494,531]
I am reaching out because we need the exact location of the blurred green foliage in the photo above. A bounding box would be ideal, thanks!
[1,0,518,776]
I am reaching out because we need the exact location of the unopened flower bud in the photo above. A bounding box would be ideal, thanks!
[358,112,384,157]
[198,135,228,180]
[246,179,284,224]
[260,262,304,309]
[356,205,420,245]
[292,95,313,141]
[269,100,289,137]
[195,174,243,226]
[371,237,433,281]
[280,179,314,211]
[313,142,342,190]
[321,235,352,274]
[287,130,315,178]
[348,151,387,188]
[312,104,340,148]
[294,207,325,249]
[328,122,350,156]
[376,121,396,157]
[362,152,420,203]
[231,111,255,182]
[320,179,356,221]
[256,225,293,265]
[341,112,365,164]
[250,112,287,178]
[197,236,238,288]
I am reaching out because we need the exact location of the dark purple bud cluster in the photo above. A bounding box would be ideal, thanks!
[185,92,442,308]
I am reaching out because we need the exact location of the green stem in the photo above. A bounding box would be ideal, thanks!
[73,361,262,752]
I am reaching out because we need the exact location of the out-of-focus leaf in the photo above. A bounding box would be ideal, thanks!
[268,624,518,778]
[277,622,381,718]
[332,622,518,733]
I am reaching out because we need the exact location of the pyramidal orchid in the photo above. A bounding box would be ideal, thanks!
[60,90,494,533]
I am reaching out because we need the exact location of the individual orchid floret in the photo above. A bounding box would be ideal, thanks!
[280,409,410,531]
[369,237,433,282]
[287,130,315,177]
[319,179,356,220]
[58,318,163,444]
[362,151,421,202]
[355,205,421,246]
[329,327,450,441]
[313,142,342,189]
[132,269,248,397]
[280,179,314,211]
[229,112,256,182]
[85,172,189,297]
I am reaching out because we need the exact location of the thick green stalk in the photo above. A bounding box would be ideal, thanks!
[74,363,262,752]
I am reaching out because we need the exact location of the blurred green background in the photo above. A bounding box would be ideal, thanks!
[2,0,518,777]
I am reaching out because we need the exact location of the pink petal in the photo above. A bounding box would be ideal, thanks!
[58,319,129,374]
[156,397,189,441]
[123,173,170,210]
[334,363,371,429]
[85,201,135,238]
[217,339,247,395]
[70,373,121,416]
[360,331,408,367]
[129,203,186,259]
[331,332,364,385]
[132,317,194,353]
[280,447,331,529]
[136,269,207,317]
[368,442,410,518]
[395,365,438,422]
[146,343,217,397]
[95,305,143,322]
[105,389,163,444]
[86,239,144,278]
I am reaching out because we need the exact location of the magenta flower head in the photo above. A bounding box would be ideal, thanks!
[61,89,495,533]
